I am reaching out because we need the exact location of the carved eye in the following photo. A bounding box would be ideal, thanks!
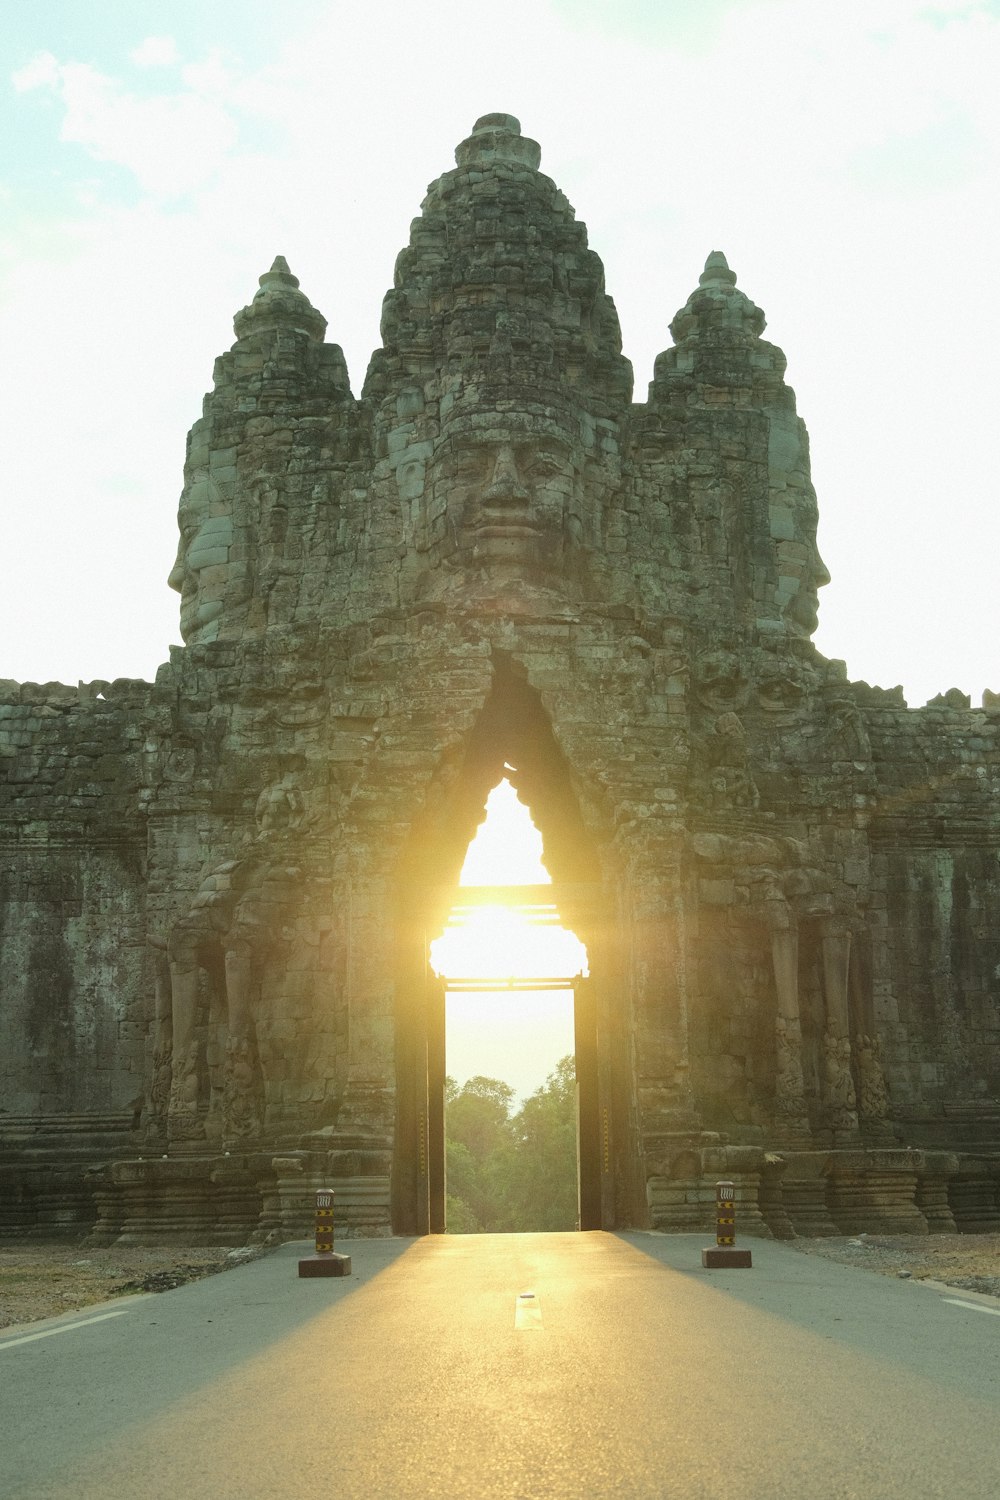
[524,451,564,479]
[449,457,483,483]
[758,677,803,711]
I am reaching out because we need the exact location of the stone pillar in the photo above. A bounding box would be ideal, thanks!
[84,1165,124,1247]
[209,1159,261,1243]
[427,980,446,1234]
[915,1152,959,1233]
[570,889,635,1230]
[856,1032,895,1141]
[780,1152,839,1236]
[338,876,396,1135]
[820,927,859,1139]
[575,976,602,1230]
[221,937,264,1145]
[145,939,172,1146]
[165,946,205,1145]
[826,1150,927,1235]
[631,869,698,1137]
[821,929,852,1034]
[645,1144,708,1231]
[949,1156,1000,1232]
[388,961,427,1236]
[758,1153,796,1239]
[771,927,811,1140]
[266,1154,316,1240]
[111,1158,217,1245]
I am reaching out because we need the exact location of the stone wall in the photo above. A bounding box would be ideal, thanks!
[867,697,1000,1135]
[0,678,149,1115]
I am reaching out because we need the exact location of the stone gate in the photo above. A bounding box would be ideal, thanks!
[3,115,999,1243]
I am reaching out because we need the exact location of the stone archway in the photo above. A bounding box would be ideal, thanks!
[391,657,622,1234]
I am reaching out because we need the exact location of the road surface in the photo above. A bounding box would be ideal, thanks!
[2,1231,998,1498]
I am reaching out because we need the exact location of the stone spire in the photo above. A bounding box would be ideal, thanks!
[668,251,766,345]
[233,256,327,342]
[649,250,788,400]
[700,249,737,286]
[366,113,633,415]
[454,112,542,170]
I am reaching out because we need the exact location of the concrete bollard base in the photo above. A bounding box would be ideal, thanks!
[702,1247,753,1268]
[298,1252,352,1278]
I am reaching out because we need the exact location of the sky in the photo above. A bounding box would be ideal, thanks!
[3,1,998,706]
[446,989,575,1104]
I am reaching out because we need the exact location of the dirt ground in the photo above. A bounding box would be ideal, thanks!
[0,1242,272,1331]
[2,1232,998,1332]
[787,1231,1000,1298]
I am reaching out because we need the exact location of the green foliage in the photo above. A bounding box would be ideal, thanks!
[505,1056,579,1231]
[444,1057,578,1233]
[445,1191,481,1234]
[447,1075,515,1162]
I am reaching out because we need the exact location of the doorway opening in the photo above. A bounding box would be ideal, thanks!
[392,654,616,1236]
[430,777,589,1231]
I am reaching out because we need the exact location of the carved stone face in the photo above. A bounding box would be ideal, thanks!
[765,407,830,638]
[411,411,599,584]
[167,477,233,644]
[755,657,806,716]
[781,489,830,637]
[694,650,748,713]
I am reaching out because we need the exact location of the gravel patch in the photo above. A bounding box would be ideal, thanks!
[0,1242,271,1331]
[788,1232,1000,1299]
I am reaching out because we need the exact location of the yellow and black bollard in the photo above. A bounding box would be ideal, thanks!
[315,1187,335,1254]
[701,1180,753,1268]
[298,1188,352,1278]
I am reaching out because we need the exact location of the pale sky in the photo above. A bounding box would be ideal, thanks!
[3,0,998,709]
[446,990,575,1104]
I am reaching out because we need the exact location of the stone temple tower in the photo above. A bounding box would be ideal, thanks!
[3,115,1000,1242]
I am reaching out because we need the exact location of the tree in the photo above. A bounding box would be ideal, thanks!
[446,1135,482,1233]
[445,1075,516,1232]
[446,1075,515,1162]
[444,1060,578,1233]
[505,1057,578,1231]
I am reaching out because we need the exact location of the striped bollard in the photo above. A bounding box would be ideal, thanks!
[298,1187,352,1278]
[701,1180,753,1268]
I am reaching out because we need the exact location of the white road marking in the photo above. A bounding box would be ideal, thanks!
[0,1307,134,1350]
[943,1298,1000,1318]
[515,1291,543,1330]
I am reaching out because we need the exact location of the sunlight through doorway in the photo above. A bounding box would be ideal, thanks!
[428,775,589,1231]
[429,776,588,1095]
[429,777,588,988]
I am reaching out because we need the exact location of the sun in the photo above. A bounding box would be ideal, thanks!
[429,777,588,984]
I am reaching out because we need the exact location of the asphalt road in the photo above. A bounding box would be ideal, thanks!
[2,1231,998,1499]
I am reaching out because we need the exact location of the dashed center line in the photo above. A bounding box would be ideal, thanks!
[515,1291,543,1330]
[0,1307,134,1351]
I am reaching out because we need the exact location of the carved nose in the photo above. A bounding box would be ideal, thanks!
[484,444,528,503]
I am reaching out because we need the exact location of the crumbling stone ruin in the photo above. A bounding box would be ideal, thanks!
[2,115,999,1243]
